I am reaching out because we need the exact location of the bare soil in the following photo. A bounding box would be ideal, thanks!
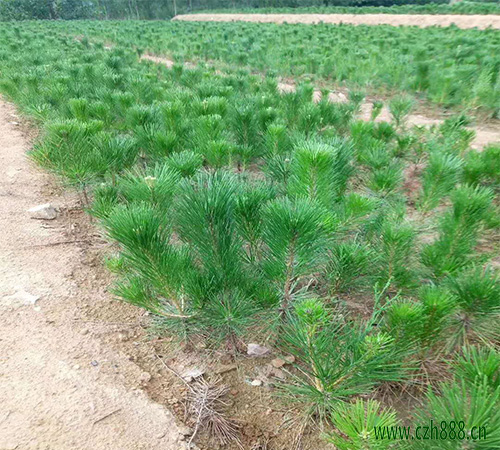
[0,99,185,450]
[174,13,500,29]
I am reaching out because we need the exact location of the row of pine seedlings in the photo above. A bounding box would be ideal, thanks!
[0,22,499,449]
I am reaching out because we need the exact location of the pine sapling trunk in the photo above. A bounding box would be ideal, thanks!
[306,325,323,392]
[279,234,297,322]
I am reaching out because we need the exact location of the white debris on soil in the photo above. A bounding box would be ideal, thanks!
[182,367,205,381]
[271,358,286,368]
[28,203,57,220]
[1,289,40,307]
[247,343,270,357]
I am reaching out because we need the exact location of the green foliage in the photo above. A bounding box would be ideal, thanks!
[174,170,243,292]
[419,151,463,211]
[463,144,500,186]
[118,163,181,210]
[413,379,500,450]
[326,240,373,294]
[196,3,500,15]
[453,345,500,390]
[262,198,329,318]
[288,138,353,207]
[385,285,455,353]
[280,297,408,413]
[328,400,399,450]
[389,95,415,128]
[421,185,494,278]
[372,219,416,289]
[104,203,195,320]
[165,150,203,177]
[445,266,500,346]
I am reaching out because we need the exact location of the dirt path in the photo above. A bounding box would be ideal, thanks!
[174,13,500,29]
[0,99,185,450]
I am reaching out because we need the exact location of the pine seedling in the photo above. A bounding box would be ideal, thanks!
[94,133,138,183]
[334,193,379,231]
[463,144,500,186]
[421,185,494,278]
[445,265,500,347]
[191,113,226,144]
[453,345,500,389]
[281,83,315,128]
[358,141,392,171]
[192,95,228,117]
[328,400,399,450]
[326,240,373,295]
[289,139,337,207]
[279,298,407,415]
[319,100,356,132]
[385,286,454,354]
[230,103,260,154]
[438,114,475,155]
[418,151,463,212]
[389,95,414,128]
[263,122,291,156]
[134,123,178,159]
[126,104,161,128]
[418,285,456,350]
[372,219,416,289]
[165,150,203,177]
[104,203,196,322]
[67,97,90,121]
[297,102,322,137]
[371,100,384,121]
[368,160,403,195]
[234,182,276,264]
[413,379,500,450]
[348,90,365,115]
[174,170,244,294]
[289,138,353,208]
[262,198,329,320]
[30,119,108,205]
[88,183,119,219]
[373,122,397,143]
[385,299,424,347]
[118,163,181,211]
[202,140,234,168]
[264,154,293,193]
[197,289,260,351]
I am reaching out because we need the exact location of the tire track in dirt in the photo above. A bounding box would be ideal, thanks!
[0,98,185,450]
[141,54,500,150]
[174,13,500,29]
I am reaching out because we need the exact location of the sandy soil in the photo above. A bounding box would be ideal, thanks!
[0,99,185,450]
[174,13,500,29]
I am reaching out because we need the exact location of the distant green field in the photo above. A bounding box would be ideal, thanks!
[188,2,500,15]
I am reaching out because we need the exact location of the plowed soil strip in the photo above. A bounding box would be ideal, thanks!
[174,13,500,29]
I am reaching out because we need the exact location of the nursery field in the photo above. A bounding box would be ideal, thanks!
[55,20,500,118]
[0,18,499,450]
